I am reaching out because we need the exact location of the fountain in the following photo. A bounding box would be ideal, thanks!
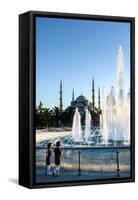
[85,108,92,143]
[101,46,130,146]
[71,45,130,147]
[72,107,82,142]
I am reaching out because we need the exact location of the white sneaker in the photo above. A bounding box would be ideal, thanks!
[47,172,52,175]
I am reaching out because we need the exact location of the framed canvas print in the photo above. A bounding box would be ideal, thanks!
[19,11,135,189]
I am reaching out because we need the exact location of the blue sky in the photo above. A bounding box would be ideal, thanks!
[36,17,130,109]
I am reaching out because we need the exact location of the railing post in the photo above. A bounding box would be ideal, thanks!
[78,149,81,176]
[116,149,120,177]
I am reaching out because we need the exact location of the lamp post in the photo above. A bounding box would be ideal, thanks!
[78,149,81,176]
[116,149,120,177]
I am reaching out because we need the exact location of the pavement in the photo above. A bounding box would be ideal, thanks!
[36,167,130,183]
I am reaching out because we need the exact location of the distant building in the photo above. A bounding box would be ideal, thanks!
[71,94,89,117]
[59,78,101,116]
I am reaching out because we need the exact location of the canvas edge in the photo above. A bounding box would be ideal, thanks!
[19,11,135,189]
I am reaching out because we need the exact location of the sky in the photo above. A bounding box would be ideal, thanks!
[36,17,130,109]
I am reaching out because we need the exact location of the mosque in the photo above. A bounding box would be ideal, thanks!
[59,78,101,117]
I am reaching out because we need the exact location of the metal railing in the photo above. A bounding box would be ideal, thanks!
[36,146,130,177]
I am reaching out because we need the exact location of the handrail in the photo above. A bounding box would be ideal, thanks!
[36,146,130,177]
[36,146,130,150]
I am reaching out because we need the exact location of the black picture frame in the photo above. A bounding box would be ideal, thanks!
[19,11,135,189]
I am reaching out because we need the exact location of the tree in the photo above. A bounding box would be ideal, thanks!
[90,109,100,126]
[60,106,74,127]
[36,101,53,128]
[52,106,60,127]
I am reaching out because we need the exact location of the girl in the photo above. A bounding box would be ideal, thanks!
[46,142,52,175]
[53,141,62,176]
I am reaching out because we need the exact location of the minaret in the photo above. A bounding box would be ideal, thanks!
[72,89,75,102]
[92,77,95,111]
[59,80,63,112]
[98,88,101,110]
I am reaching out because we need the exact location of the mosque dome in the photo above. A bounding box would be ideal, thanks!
[71,95,89,115]
[75,95,88,103]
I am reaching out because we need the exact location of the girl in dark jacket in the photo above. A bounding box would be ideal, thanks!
[46,142,52,175]
[53,141,62,176]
